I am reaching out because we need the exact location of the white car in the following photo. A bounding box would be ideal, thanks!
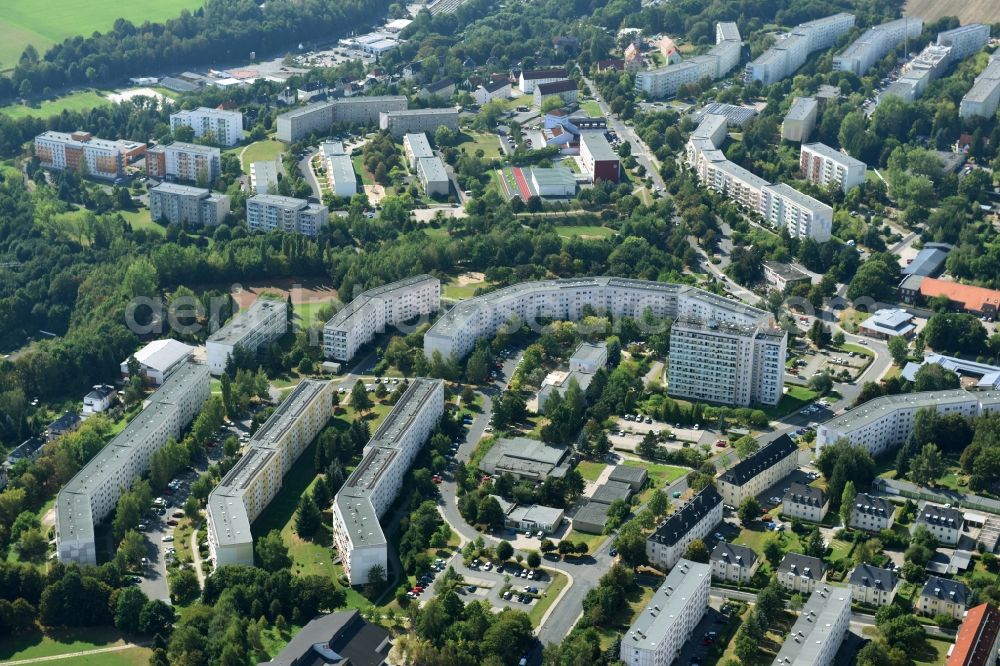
[162,535,174,542]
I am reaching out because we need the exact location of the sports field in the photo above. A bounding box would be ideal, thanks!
[0,0,203,71]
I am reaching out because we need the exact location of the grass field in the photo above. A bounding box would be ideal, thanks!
[762,385,818,420]
[0,626,139,662]
[443,275,491,300]
[0,0,202,71]
[57,646,153,666]
[528,570,568,626]
[554,225,614,239]
[576,460,608,482]
[0,90,110,119]
[903,0,1000,24]
[459,131,503,159]
[119,208,165,235]
[238,139,285,174]
[579,100,603,117]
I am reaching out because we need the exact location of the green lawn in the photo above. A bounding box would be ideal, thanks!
[577,460,608,482]
[294,299,338,329]
[554,225,614,239]
[443,275,491,300]
[0,626,139,662]
[239,139,285,174]
[579,100,603,117]
[733,526,801,567]
[57,646,153,666]
[0,0,202,70]
[761,385,819,420]
[351,155,374,186]
[840,342,875,358]
[913,637,953,666]
[119,208,165,235]
[528,570,568,626]
[0,90,111,119]
[624,460,687,487]
[565,529,608,552]
[459,131,503,159]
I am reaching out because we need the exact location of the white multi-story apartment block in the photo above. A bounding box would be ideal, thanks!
[149,182,231,227]
[816,390,1000,457]
[34,131,142,180]
[710,542,759,584]
[849,563,898,607]
[833,17,923,76]
[920,576,969,620]
[914,503,964,546]
[688,116,832,241]
[777,552,826,594]
[417,156,450,197]
[773,586,852,666]
[669,318,786,407]
[961,52,1000,120]
[937,24,990,61]
[319,141,357,199]
[881,44,955,103]
[746,13,855,84]
[620,559,710,666]
[403,132,434,170]
[379,108,459,138]
[332,379,444,584]
[145,141,221,183]
[850,492,895,532]
[782,482,829,522]
[800,142,867,193]
[646,486,723,571]
[635,23,742,99]
[246,194,329,236]
[276,96,409,142]
[206,380,333,566]
[206,299,288,375]
[518,68,568,94]
[323,275,441,363]
[170,108,243,147]
[781,97,818,143]
[421,277,785,406]
[717,433,798,507]
[56,362,210,564]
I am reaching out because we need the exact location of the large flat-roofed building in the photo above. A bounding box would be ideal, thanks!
[261,610,390,666]
[206,380,333,566]
[246,194,329,236]
[635,23,742,99]
[34,130,134,180]
[417,156,449,197]
[948,603,1000,666]
[206,299,288,375]
[782,97,818,143]
[816,390,1000,457]
[646,485,723,571]
[56,362,210,564]
[902,243,952,278]
[325,152,358,199]
[529,167,577,197]
[937,24,990,60]
[145,141,221,183]
[772,586,852,666]
[579,132,620,183]
[669,317,786,407]
[762,183,832,242]
[276,96,408,142]
[800,142,866,192]
[332,379,444,584]
[403,132,433,169]
[763,261,811,292]
[170,107,243,147]
[149,182,230,227]
[478,436,570,480]
[717,433,798,506]
[323,275,440,363]
[620,559,711,666]
[746,13,855,84]
[880,44,955,103]
[961,52,1000,120]
[121,339,195,385]
[379,108,459,138]
[833,17,923,76]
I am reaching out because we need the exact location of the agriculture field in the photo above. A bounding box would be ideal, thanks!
[903,0,1000,24]
[0,90,110,119]
[0,0,203,71]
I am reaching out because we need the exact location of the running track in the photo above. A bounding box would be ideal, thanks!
[511,166,532,200]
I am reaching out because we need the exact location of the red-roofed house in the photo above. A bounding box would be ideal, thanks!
[947,603,1000,666]
[919,277,1000,319]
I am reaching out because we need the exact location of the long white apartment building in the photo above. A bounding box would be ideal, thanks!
[34,131,142,180]
[422,276,785,406]
[206,299,288,375]
[833,17,923,76]
[882,24,988,104]
[403,132,433,169]
[276,96,408,142]
[816,389,1000,457]
[646,486,723,570]
[717,433,798,506]
[149,183,230,227]
[56,361,210,564]
[332,379,444,584]
[246,194,329,236]
[636,22,742,99]
[170,107,243,147]
[669,317,786,406]
[961,52,1000,120]
[800,142,866,193]
[206,380,334,566]
[323,275,441,362]
[319,141,357,199]
[379,108,459,138]
[145,141,221,183]
[688,116,833,241]
[772,586,852,666]
[746,13,855,84]
[620,559,710,666]
[938,24,991,60]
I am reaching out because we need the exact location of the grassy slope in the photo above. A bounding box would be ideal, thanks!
[0,90,111,119]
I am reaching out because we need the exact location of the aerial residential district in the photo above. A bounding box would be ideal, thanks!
[4,0,1000,665]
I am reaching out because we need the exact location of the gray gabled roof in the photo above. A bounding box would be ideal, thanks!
[849,562,897,591]
[778,552,825,580]
[921,576,969,606]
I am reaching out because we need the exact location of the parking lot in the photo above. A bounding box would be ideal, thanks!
[608,414,713,451]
